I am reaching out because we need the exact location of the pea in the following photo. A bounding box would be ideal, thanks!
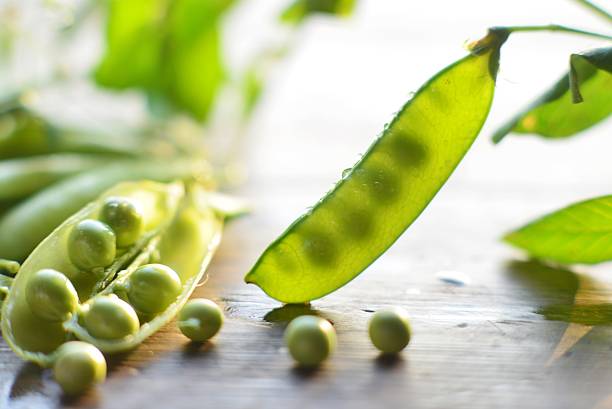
[53,341,106,395]
[25,269,79,322]
[284,315,336,367]
[177,298,223,342]
[82,295,140,340]
[368,307,411,354]
[125,264,182,314]
[99,197,144,247]
[68,219,116,270]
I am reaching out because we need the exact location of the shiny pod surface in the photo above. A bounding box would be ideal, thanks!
[1,180,223,364]
[246,35,506,303]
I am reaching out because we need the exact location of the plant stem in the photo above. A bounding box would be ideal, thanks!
[571,0,612,22]
[496,24,612,41]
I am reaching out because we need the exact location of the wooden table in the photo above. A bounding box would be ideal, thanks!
[2,1,612,408]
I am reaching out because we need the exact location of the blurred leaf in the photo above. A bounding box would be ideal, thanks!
[241,65,264,117]
[492,47,612,142]
[569,47,612,102]
[281,0,356,25]
[95,0,234,121]
[504,195,612,264]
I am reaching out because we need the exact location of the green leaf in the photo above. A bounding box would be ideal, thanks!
[492,47,612,142]
[569,47,612,102]
[504,195,612,264]
[281,0,356,25]
[241,66,264,118]
[245,32,507,303]
[94,0,233,121]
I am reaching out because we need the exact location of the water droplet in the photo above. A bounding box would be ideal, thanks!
[436,271,471,286]
[342,168,352,178]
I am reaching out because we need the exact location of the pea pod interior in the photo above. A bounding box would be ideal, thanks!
[245,34,507,303]
[1,180,223,365]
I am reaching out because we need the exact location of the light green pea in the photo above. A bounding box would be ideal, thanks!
[82,295,140,340]
[284,315,336,367]
[99,197,144,247]
[68,219,116,270]
[25,269,79,322]
[177,299,223,342]
[125,264,182,314]
[368,307,411,354]
[53,341,106,395]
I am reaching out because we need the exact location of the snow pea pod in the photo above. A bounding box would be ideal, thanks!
[245,31,507,303]
[0,154,108,201]
[1,180,224,365]
[0,159,209,261]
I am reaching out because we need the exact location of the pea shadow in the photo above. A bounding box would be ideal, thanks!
[181,340,215,358]
[263,303,330,326]
[8,362,45,400]
[374,353,404,371]
[290,364,325,382]
[505,259,612,326]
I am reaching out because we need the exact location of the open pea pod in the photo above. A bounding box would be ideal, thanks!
[245,31,507,303]
[1,180,224,366]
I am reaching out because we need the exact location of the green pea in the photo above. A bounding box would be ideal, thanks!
[368,307,411,354]
[25,269,79,322]
[177,298,223,342]
[53,341,106,395]
[82,295,140,340]
[99,196,144,247]
[125,264,182,314]
[68,219,116,270]
[284,315,336,367]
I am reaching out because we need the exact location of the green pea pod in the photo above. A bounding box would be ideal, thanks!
[0,154,108,201]
[245,31,507,303]
[1,180,224,366]
[0,159,209,261]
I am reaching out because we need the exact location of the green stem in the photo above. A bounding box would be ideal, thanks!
[571,0,612,22]
[496,24,612,41]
